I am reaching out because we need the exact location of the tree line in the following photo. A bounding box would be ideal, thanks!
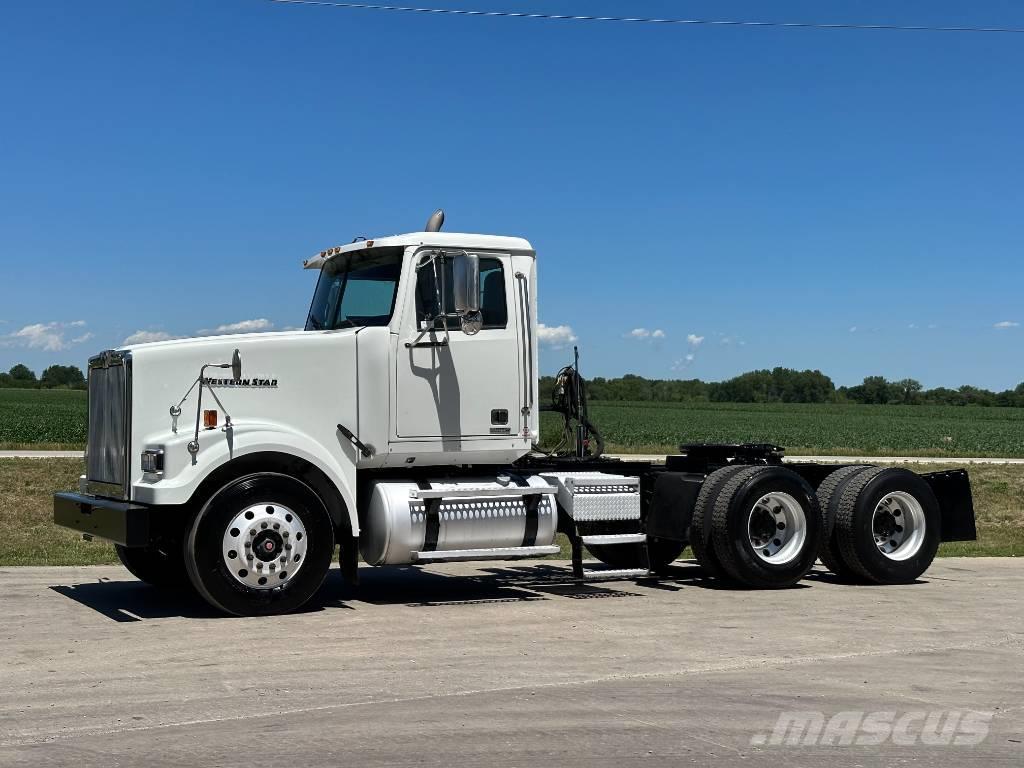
[0,364,86,390]
[4,361,1024,406]
[541,369,1024,407]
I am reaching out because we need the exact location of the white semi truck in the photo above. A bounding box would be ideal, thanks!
[55,211,977,616]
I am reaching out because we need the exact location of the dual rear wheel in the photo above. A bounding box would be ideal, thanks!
[687,464,941,587]
[690,465,824,588]
[817,466,940,584]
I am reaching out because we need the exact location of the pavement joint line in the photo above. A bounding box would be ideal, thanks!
[3,633,1020,750]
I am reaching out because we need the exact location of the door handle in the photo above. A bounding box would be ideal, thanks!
[404,338,450,349]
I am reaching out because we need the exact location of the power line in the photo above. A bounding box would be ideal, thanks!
[264,0,1024,34]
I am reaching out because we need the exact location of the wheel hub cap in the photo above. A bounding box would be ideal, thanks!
[222,503,308,589]
[747,492,807,565]
[872,491,926,561]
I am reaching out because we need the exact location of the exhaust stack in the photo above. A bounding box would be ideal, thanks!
[425,209,445,232]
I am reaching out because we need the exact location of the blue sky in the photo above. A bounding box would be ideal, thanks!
[1,0,1021,389]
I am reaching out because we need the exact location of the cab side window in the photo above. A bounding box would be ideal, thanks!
[416,255,508,330]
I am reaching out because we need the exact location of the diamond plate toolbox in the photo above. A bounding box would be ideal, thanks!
[538,471,640,522]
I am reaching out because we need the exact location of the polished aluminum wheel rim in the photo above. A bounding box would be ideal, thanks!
[222,502,307,589]
[872,491,926,561]
[747,492,807,565]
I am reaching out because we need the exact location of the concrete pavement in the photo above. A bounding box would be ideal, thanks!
[0,558,1021,766]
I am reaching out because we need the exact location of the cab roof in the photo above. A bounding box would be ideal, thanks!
[303,231,534,270]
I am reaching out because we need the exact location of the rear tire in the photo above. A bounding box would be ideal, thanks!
[689,465,746,579]
[115,542,189,589]
[710,466,823,588]
[834,467,941,584]
[184,473,335,616]
[815,465,872,580]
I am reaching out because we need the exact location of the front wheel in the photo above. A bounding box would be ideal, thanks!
[184,473,335,616]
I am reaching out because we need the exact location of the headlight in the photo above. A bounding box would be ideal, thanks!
[141,448,165,474]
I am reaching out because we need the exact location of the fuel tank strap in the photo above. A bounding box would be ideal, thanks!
[416,479,441,552]
[508,474,539,547]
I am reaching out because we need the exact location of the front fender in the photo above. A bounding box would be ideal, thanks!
[132,421,360,535]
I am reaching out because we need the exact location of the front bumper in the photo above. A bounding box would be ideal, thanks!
[54,492,152,547]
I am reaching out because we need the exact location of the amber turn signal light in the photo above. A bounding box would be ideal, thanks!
[203,409,218,429]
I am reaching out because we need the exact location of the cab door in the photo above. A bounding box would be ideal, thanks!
[394,250,522,439]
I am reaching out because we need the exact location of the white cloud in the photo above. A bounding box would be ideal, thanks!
[627,328,667,341]
[202,318,274,335]
[671,353,696,371]
[994,320,1019,329]
[849,326,858,333]
[538,323,577,349]
[1,321,93,352]
[122,330,175,345]
[671,333,706,371]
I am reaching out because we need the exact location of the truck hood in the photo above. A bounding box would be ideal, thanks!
[118,328,354,355]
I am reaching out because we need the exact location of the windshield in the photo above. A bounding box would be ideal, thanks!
[305,247,404,330]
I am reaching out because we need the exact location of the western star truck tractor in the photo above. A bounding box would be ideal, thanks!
[54,211,978,616]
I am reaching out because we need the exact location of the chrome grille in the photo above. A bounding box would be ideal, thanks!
[86,351,131,499]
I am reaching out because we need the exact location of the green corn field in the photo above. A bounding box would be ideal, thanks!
[3,388,1024,457]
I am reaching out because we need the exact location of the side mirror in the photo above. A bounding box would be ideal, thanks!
[452,253,480,315]
[231,349,242,380]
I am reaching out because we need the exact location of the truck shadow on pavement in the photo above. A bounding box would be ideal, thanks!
[49,581,224,622]
[49,560,824,621]
[323,560,810,609]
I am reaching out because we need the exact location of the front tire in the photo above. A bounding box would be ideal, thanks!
[184,473,335,616]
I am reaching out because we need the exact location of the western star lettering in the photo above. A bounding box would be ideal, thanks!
[203,378,278,388]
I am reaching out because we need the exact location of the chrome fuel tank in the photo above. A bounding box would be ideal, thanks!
[360,476,558,565]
